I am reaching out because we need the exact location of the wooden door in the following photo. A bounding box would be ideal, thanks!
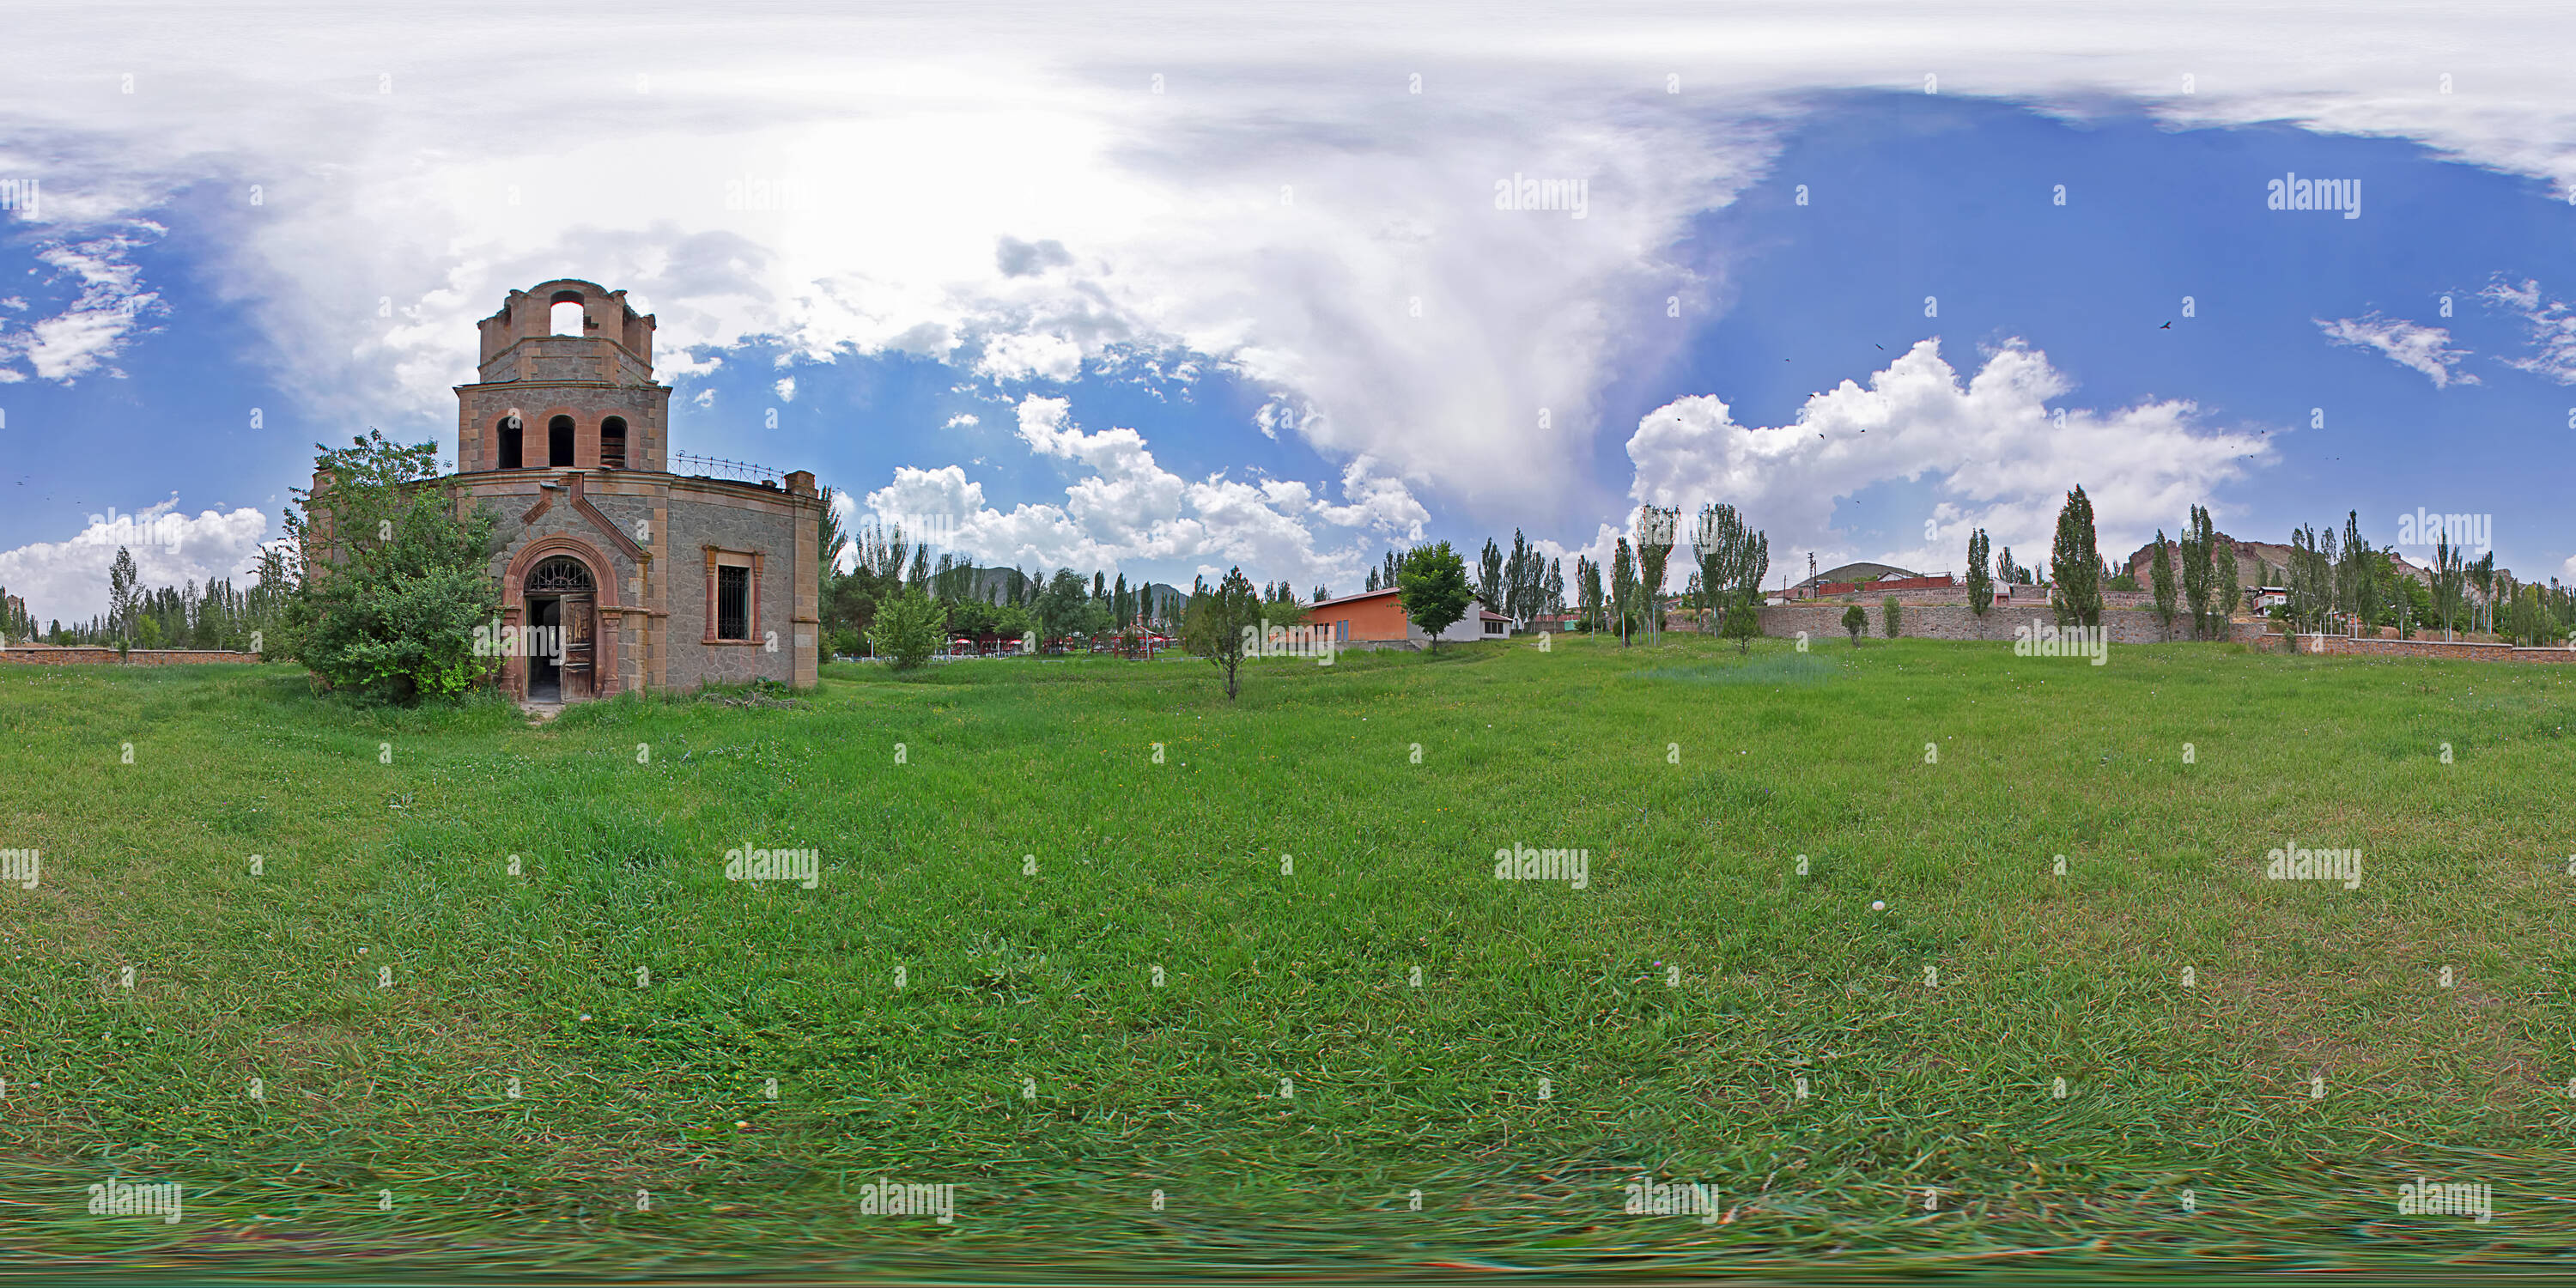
[562,595,595,698]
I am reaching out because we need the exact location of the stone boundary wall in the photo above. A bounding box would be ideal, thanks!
[1757,603,2260,646]
[0,647,265,665]
[2252,634,2576,664]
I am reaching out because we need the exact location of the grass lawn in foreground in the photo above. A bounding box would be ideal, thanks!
[0,633,2569,1277]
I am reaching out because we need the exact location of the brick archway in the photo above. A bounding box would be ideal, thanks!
[501,536,624,699]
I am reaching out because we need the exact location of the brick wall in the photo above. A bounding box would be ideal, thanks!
[0,648,264,665]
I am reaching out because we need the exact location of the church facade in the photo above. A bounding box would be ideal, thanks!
[438,278,822,701]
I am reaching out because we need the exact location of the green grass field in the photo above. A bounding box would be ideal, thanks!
[1,635,2570,1279]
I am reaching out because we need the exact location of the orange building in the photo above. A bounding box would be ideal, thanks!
[1309,587,1508,646]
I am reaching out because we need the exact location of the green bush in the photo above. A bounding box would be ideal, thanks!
[285,432,501,706]
[1722,604,1760,654]
[867,589,945,670]
[1882,596,1902,638]
[1842,604,1868,645]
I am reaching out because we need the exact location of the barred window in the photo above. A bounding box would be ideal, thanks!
[717,565,750,641]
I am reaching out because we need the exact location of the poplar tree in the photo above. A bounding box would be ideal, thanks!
[2048,486,2103,628]
[1965,527,1993,617]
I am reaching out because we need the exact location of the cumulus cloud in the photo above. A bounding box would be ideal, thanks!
[772,376,796,403]
[0,496,272,623]
[943,412,980,428]
[2316,313,2478,387]
[864,395,1422,585]
[1625,337,2271,575]
[2480,277,2576,384]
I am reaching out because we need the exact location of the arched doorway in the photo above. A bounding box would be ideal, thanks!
[524,555,597,702]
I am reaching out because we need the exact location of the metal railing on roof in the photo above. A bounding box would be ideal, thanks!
[671,453,782,487]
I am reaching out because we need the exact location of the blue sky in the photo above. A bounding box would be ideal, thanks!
[3,3,2573,622]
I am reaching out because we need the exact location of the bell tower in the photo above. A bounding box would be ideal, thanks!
[453,279,670,476]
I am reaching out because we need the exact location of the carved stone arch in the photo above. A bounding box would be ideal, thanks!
[501,536,625,700]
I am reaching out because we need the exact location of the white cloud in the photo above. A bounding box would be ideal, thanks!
[2316,313,2478,387]
[1625,337,2272,575]
[943,412,980,428]
[866,397,1425,585]
[11,4,2576,519]
[0,496,272,623]
[2480,277,2576,384]
[692,387,716,407]
[0,230,165,383]
[773,376,796,403]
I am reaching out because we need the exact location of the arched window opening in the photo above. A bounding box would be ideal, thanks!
[497,415,523,470]
[526,556,595,593]
[549,416,575,467]
[599,416,628,470]
[550,300,586,336]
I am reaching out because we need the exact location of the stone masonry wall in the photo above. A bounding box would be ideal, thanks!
[661,490,803,691]
[2251,633,2576,664]
[1758,603,2263,646]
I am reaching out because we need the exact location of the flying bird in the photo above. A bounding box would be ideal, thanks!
[2160,321,2172,329]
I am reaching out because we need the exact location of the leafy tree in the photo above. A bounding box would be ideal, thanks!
[1475,538,1504,616]
[1722,603,1761,653]
[2337,510,2378,637]
[1843,603,1868,646]
[2048,486,2103,627]
[1609,538,1637,647]
[284,431,501,704]
[2181,505,2219,637]
[1542,556,1564,619]
[1881,595,1902,638]
[867,587,945,670]
[2148,531,2177,635]
[1502,530,1543,626]
[817,488,850,580]
[1396,541,1473,651]
[2511,583,2543,646]
[1181,566,1261,697]
[2469,550,2496,635]
[1577,556,1603,630]
[1037,568,1091,644]
[107,547,139,642]
[1636,507,1678,645]
[1996,545,2026,585]
[1965,528,1993,616]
